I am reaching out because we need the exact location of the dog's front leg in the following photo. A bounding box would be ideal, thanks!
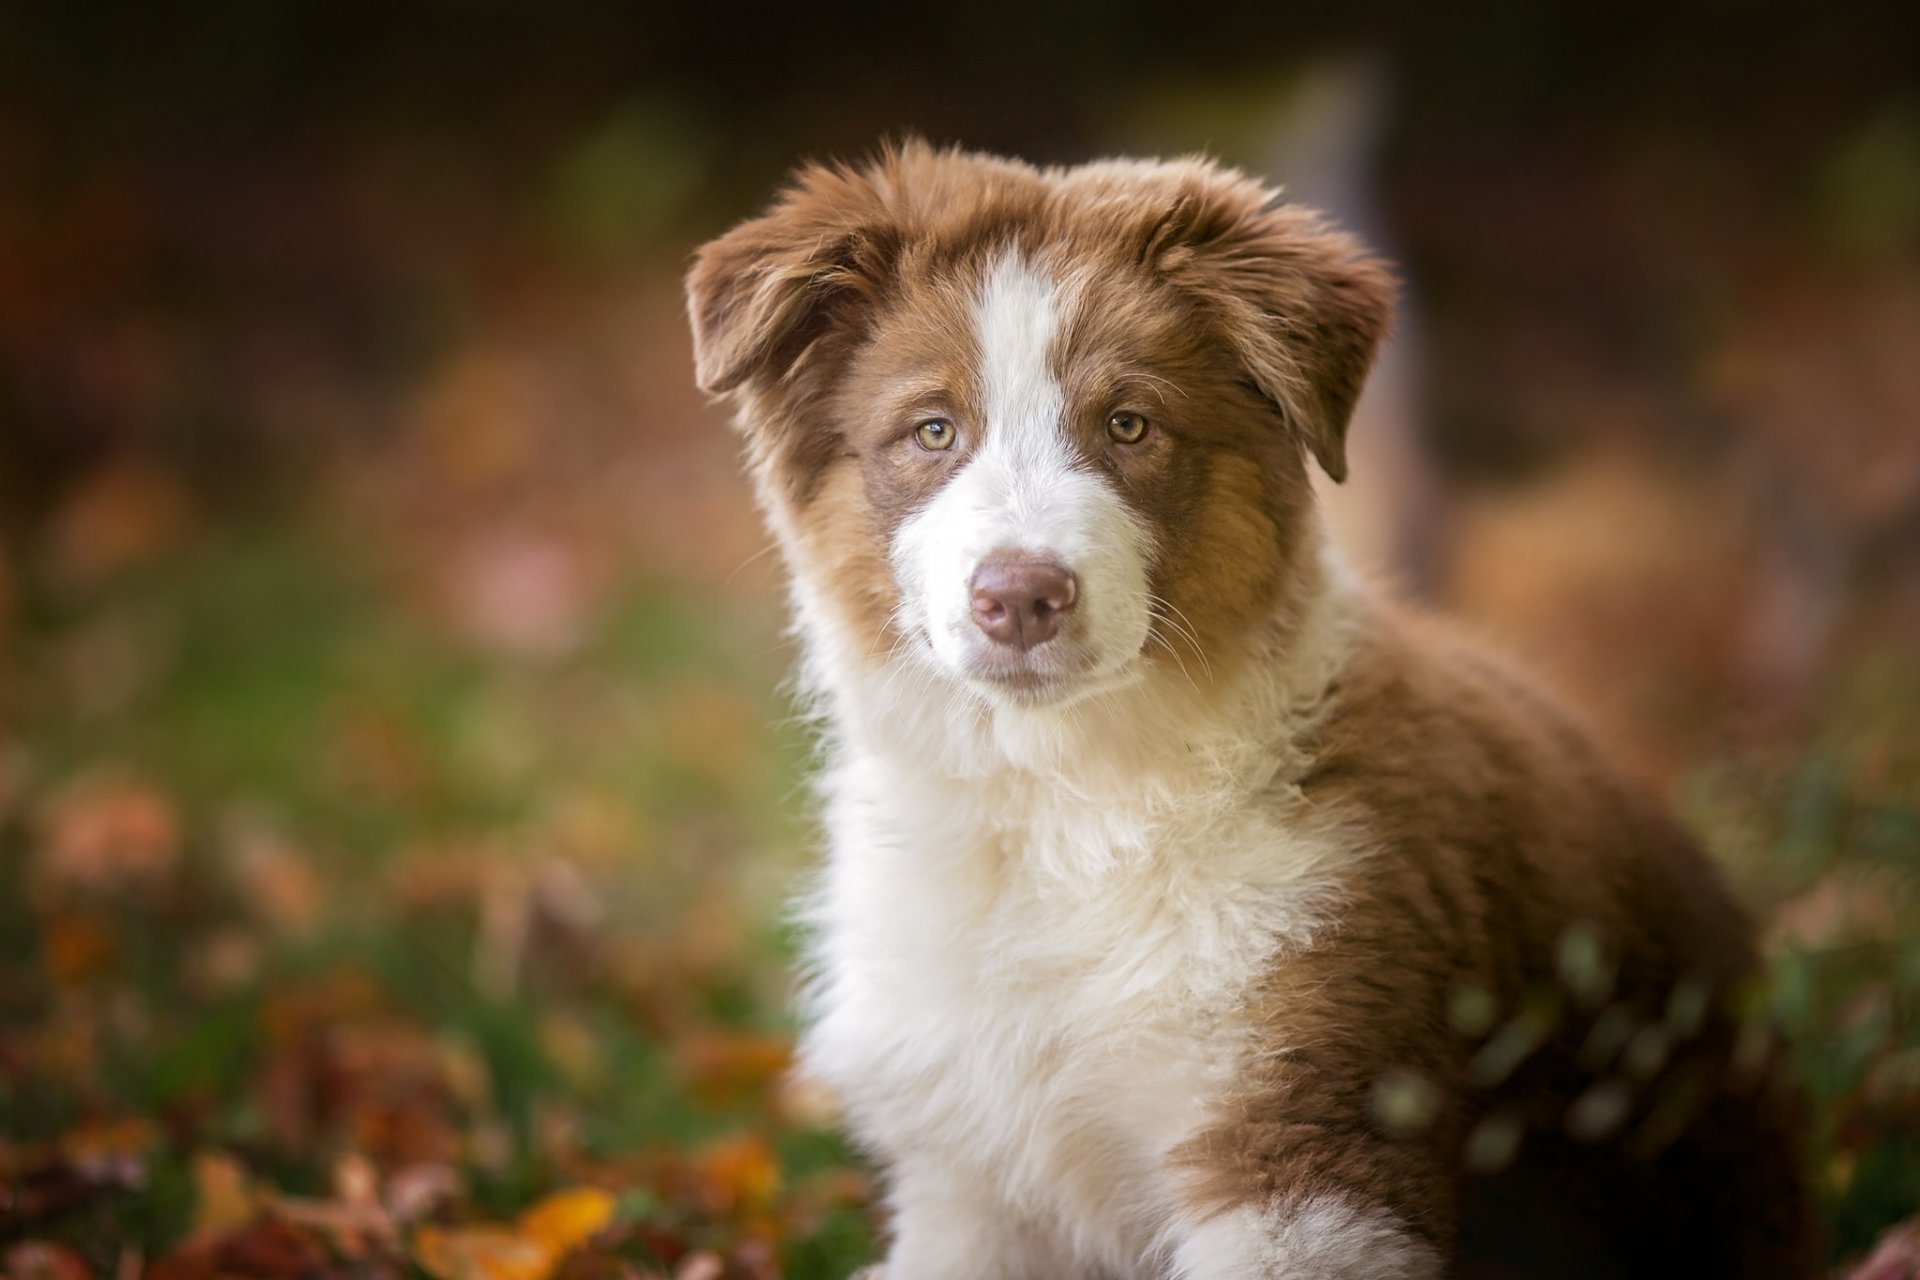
[1166,955,1456,1279]
[1169,1193,1442,1280]
[870,1156,1078,1280]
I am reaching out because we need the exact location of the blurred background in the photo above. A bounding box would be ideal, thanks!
[2,5,1917,1277]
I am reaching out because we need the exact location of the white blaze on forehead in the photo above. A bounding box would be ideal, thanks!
[961,251,1083,554]
[975,251,1067,469]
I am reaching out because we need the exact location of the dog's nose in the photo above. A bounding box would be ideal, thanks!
[969,555,1078,650]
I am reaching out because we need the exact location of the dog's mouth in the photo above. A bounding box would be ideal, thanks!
[964,647,1078,696]
[972,661,1063,699]
[957,641,1147,709]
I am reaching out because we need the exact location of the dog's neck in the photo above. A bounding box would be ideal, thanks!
[792,528,1358,812]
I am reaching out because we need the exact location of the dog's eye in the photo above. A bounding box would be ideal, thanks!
[915,419,958,451]
[1106,411,1150,445]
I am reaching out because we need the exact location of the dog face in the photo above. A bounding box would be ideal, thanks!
[688,144,1392,707]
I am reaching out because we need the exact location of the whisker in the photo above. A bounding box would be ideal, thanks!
[1147,593,1213,683]
[725,540,783,586]
[1147,630,1202,697]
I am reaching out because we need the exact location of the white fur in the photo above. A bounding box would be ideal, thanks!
[891,253,1154,705]
[780,254,1401,1277]
[1173,1199,1439,1280]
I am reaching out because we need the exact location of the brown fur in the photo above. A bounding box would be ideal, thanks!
[687,141,1386,681]
[688,141,1811,1277]
[1179,605,1812,1276]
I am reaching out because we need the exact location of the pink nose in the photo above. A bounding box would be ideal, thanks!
[969,555,1078,650]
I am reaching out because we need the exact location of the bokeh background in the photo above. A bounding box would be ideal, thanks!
[2,6,1918,1277]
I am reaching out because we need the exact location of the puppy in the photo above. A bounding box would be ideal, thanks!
[686,142,1809,1279]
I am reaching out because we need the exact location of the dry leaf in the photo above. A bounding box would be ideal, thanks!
[34,772,180,898]
[189,1151,256,1239]
[413,1226,551,1280]
[516,1187,616,1255]
[61,1117,159,1169]
[228,823,325,935]
[385,1163,463,1224]
[3,1241,92,1280]
[411,1187,615,1280]
[41,912,118,983]
[44,459,195,585]
[677,1032,791,1108]
[691,1135,779,1217]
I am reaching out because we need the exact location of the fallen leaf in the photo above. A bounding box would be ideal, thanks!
[3,1241,92,1280]
[677,1033,791,1109]
[385,1163,463,1224]
[151,1219,334,1280]
[33,772,179,898]
[44,458,195,585]
[61,1117,158,1172]
[412,1226,550,1280]
[690,1135,779,1218]
[516,1187,616,1255]
[41,912,118,983]
[227,820,325,935]
[410,1187,615,1280]
[262,1152,393,1256]
[189,1151,256,1240]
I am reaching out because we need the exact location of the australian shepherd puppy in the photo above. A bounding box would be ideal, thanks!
[686,142,1809,1279]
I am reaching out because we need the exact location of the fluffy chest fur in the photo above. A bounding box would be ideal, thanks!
[797,632,1351,1270]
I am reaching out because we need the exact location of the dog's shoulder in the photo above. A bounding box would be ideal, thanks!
[1289,593,1755,991]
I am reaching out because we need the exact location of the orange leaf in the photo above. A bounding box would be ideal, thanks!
[412,1225,552,1280]
[515,1187,616,1255]
[677,1032,792,1108]
[41,913,117,983]
[60,1116,159,1165]
[692,1135,780,1217]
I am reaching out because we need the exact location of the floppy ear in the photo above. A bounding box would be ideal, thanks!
[1153,180,1395,483]
[686,162,901,397]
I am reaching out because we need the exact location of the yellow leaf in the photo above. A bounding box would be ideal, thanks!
[412,1225,552,1280]
[190,1150,257,1239]
[515,1186,616,1255]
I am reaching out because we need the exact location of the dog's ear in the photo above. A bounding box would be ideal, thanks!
[686,161,902,397]
[1150,174,1395,483]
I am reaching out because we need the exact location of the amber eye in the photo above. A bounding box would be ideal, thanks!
[914,418,957,451]
[1106,411,1150,444]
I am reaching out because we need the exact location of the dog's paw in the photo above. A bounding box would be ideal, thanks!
[848,1268,885,1280]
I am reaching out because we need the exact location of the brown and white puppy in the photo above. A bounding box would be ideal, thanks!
[686,142,1810,1279]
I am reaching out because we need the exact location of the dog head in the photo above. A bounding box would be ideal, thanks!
[688,142,1392,709]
